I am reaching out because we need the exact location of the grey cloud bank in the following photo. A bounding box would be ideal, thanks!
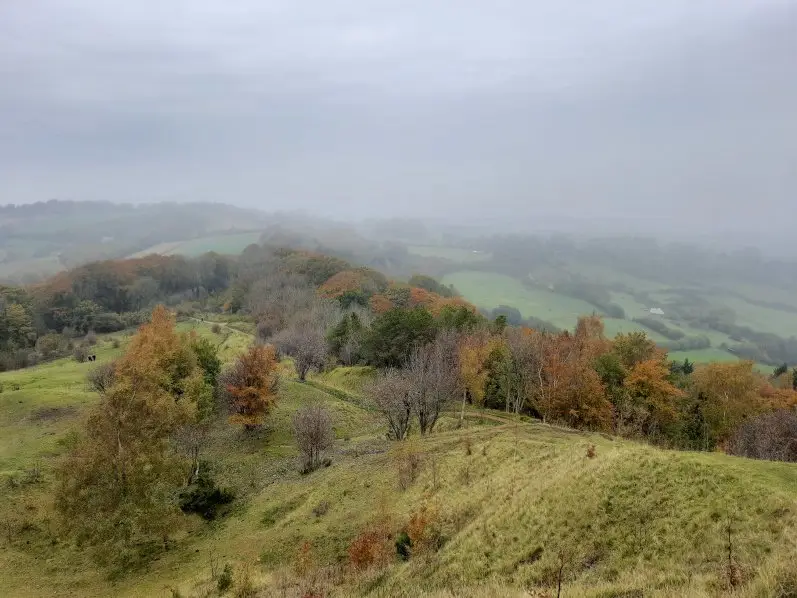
[1,1,796,239]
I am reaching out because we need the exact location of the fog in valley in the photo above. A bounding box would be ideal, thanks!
[2,1,797,253]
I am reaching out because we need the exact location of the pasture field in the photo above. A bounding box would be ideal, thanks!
[442,270,597,330]
[445,270,673,338]
[408,245,492,262]
[720,295,797,338]
[601,317,670,342]
[131,231,262,258]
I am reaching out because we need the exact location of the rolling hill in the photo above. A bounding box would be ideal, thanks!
[1,320,796,597]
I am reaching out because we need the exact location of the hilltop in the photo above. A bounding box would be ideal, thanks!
[1,328,796,597]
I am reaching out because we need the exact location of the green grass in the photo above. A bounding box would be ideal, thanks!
[3,321,797,597]
[601,317,671,343]
[443,271,601,331]
[408,245,492,263]
[669,348,742,364]
[720,296,797,338]
[131,231,262,258]
[0,336,126,474]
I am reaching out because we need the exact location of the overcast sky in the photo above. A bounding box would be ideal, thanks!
[1,1,796,236]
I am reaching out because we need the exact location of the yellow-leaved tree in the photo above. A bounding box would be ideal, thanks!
[459,333,498,423]
[56,306,211,569]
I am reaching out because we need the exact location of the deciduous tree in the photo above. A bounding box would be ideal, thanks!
[56,305,209,567]
[293,405,334,472]
[224,344,279,430]
[366,369,413,440]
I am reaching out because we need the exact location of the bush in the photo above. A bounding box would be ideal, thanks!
[727,410,797,462]
[85,330,98,346]
[293,405,334,473]
[406,504,442,554]
[178,467,235,520]
[92,312,126,333]
[211,323,222,334]
[397,449,423,490]
[86,361,116,395]
[348,524,393,570]
[662,335,711,352]
[312,501,329,517]
[217,563,233,592]
[73,345,89,363]
[395,531,412,561]
[35,333,68,359]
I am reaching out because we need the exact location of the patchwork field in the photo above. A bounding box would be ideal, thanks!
[131,231,263,258]
[441,271,791,372]
[408,245,492,263]
[443,270,671,337]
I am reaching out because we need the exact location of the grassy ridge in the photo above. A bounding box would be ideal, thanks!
[2,321,797,596]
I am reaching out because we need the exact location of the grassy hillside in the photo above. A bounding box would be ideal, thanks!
[1,319,797,597]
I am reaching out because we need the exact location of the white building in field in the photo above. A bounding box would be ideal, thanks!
[649,307,664,316]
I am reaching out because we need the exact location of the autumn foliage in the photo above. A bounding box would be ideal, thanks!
[55,305,212,566]
[368,283,477,317]
[225,344,280,429]
[347,521,393,570]
[318,268,388,300]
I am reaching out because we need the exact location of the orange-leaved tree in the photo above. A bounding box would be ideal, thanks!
[624,358,684,437]
[540,323,613,431]
[225,344,280,430]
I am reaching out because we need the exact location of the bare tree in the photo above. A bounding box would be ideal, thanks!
[247,272,315,338]
[271,320,328,381]
[728,408,797,462]
[86,360,116,395]
[504,327,546,414]
[271,298,341,381]
[406,331,460,434]
[365,369,413,440]
[292,405,334,472]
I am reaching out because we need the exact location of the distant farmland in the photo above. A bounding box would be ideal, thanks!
[130,231,262,258]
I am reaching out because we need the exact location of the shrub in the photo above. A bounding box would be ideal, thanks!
[312,501,329,518]
[91,312,126,333]
[111,337,121,349]
[727,410,797,462]
[293,405,334,473]
[35,333,68,359]
[348,524,392,570]
[211,323,222,334]
[72,345,88,363]
[178,467,235,520]
[633,317,685,340]
[217,563,233,592]
[87,361,116,395]
[395,531,412,561]
[85,330,98,346]
[397,448,423,490]
[586,444,597,459]
[406,504,441,554]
